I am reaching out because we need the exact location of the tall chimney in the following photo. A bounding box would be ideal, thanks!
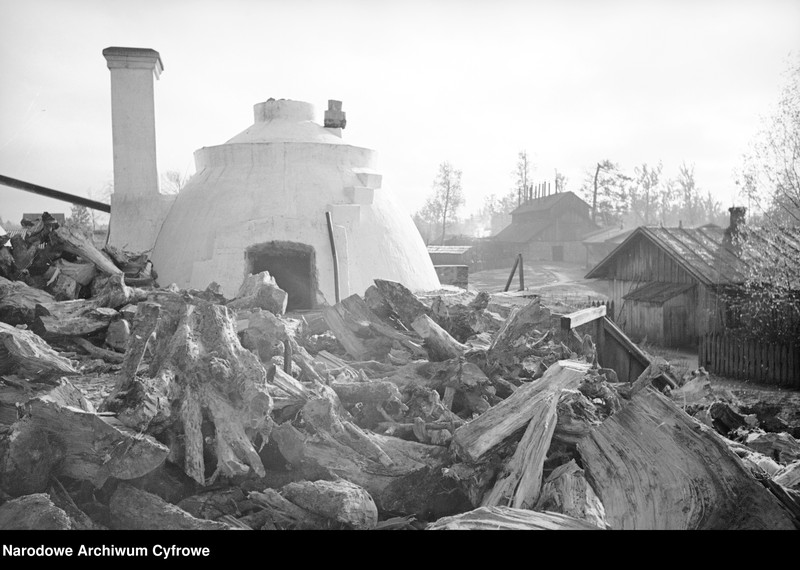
[102,47,163,198]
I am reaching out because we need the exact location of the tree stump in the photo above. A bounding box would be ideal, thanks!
[102,293,274,486]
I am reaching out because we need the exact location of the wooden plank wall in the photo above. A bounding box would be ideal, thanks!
[698,333,800,388]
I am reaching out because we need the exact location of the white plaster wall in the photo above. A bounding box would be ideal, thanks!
[150,136,440,301]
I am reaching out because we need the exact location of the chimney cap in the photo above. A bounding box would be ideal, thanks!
[103,47,164,78]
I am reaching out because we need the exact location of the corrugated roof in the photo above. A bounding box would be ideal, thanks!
[624,282,695,304]
[426,245,473,254]
[586,224,800,287]
[510,191,589,215]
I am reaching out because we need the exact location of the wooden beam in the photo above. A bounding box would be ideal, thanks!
[560,305,606,331]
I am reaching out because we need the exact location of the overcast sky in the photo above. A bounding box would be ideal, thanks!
[1,0,799,226]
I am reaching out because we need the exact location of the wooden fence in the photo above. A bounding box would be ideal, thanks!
[698,333,800,388]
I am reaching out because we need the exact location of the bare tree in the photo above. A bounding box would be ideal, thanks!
[513,151,532,206]
[420,162,464,245]
[736,56,800,225]
[161,170,191,195]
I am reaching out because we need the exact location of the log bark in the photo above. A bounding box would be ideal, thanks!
[109,484,233,530]
[452,361,590,463]
[102,298,274,486]
[577,387,797,529]
[34,306,119,339]
[0,322,77,378]
[481,390,559,508]
[427,505,601,530]
[411,314,467,362]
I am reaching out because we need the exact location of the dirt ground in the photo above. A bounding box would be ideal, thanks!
[470,261,608,300]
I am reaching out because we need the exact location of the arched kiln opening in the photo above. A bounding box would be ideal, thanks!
[246,241,318,311]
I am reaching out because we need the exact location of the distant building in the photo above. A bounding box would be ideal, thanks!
[582,226,634,268]
[492,191,599,264]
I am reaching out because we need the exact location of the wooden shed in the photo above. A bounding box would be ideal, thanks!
[585,225,749,348]
[493,191,599,264]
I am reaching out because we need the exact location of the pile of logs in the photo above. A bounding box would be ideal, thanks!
[1,225,798,530]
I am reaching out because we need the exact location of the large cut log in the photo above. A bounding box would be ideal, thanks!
[227,271,288,315]
[553,389,601,445]
[109,484,233,530]
[452,361,590,463]
[0,322,77,378]
[71,337,125,364]
[0,375,90,427]
[411,314,467,361]
[0,493,74,530]
[0,276,55,325]
[577,387,796,529]
[481,390,559,508]
[534,459,607,528]
[281,479,378,530]
[102,297,273,485]
[427,506,601,530]
[339,294,426,357]
[322,303,370,360]
[374,279,431,329]
[1,396,169,495]
[52,225,122,275]
[53,258,97,286]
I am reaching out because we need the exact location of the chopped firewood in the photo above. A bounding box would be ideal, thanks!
[745,431,800,465]
[411,314,467,361]
[452,361,590,463]
[0,276,55,325]
[534,460,608,529]
[481,390,559,508]
[70,337,124,364]
[9,234,39,272]
[227,271,288,315]
[52,226,122,276]
[427,505,601,530]
[0,493,74,530]
[487,299,554,368]
[0,322,77,378]
[271,396,450,510]
[49,478,106,530]
[364,284,394,321]
[775,461,800,489]
[340,294,426,357]
[33,306,119,339]
[577,387,796,529]
[373,279,431,329]
[0,247,14,279]
[670,373,714,407]
[248,488,334,529]
[47,271,81,300]
[109,484,233,530]
[553,389,601,445]
[102,297,273,486]
[176,487,249,520]
[322,302,370,360]
[53,258,97,286]
[281,479,378,529]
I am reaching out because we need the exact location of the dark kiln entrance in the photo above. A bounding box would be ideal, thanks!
[246,242,317,311]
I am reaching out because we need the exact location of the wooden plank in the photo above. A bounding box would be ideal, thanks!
[560,305,606,331]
